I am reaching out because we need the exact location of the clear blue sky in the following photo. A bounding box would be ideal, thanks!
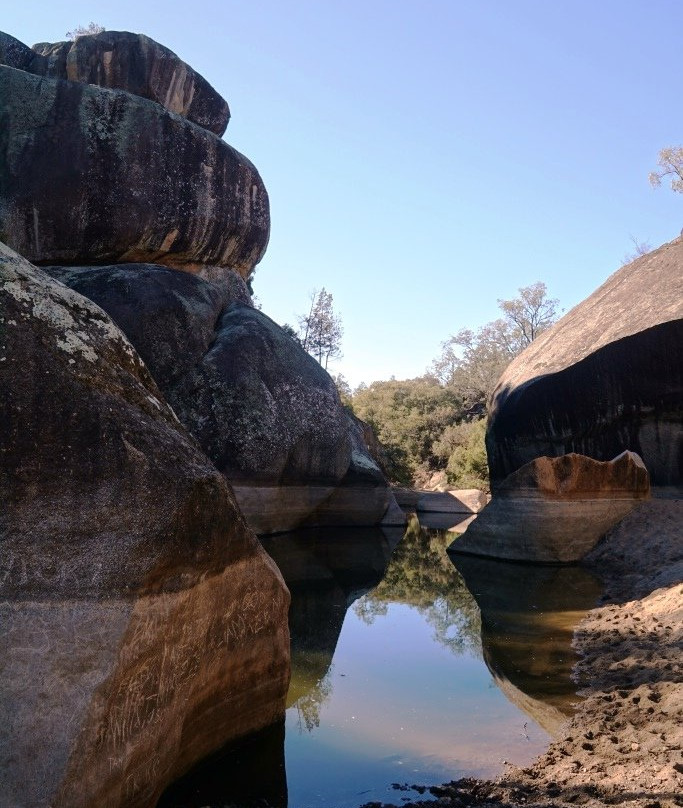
[6,1,683,387]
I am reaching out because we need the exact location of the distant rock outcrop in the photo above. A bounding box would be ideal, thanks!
[487,239,683,489]
[450,451,650,562]
[0,242,290,806]
[0,61,267,275]
[45,263,397,533]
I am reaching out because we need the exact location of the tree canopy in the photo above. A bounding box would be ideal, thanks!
[649,146,683,193]
[65,22,105,40]
[432,281,559,406]
[352,377,463,485]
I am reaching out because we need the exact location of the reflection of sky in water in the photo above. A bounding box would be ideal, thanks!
[285,598,550,808]
[159,523,599,808]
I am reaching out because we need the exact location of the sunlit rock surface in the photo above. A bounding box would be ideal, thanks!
[1,572,289,808]
[416,488,488,514]
[0,64,268,275]
[0,243,290,806]
[44,263,396,533]
[488,239,683,489]
[449,452,649,562]
[452,555,602,736]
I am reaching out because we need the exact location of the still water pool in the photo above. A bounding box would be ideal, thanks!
[160,515,601,808]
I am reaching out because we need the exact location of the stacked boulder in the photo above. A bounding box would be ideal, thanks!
[0,29,398,534]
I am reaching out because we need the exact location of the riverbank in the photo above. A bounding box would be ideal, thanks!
[366,497,683,808]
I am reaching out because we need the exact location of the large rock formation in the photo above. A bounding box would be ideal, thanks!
[33,31,231,135]
[44,263,397,533]
[0,61,267,274]
[0,27,397,536]
[0,242,290,806]
[450,451,649,563]
[487,239,683,489]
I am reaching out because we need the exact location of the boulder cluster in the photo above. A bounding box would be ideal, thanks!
[0,29,395,808]
[0,28,396,536]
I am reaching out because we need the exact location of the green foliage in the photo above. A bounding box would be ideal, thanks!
[293,668,333,733]
[347,282,559,488]
[443,418,489,490]
[331,373,353,408]
[351,377,464,484]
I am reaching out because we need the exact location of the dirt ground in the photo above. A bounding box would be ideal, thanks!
[364,497,683,808]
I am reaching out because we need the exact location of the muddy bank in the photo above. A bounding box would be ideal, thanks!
[366,497,683,808]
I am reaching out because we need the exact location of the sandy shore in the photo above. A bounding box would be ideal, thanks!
[364,497,683,808]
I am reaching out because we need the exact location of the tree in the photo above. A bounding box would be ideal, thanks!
[433,282,559,406]
[331,373,352,407]
[66,22,105,40]
[432,320,518,406]
[297,288,343,369]
[497,281,559,348]
[649,146,683,193]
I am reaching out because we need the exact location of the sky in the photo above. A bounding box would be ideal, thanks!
[5,1,683,387]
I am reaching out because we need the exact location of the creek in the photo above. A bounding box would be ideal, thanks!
[159,513,601,808]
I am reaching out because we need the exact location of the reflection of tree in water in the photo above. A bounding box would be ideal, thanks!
[293,666,334,733]
[354,515,482,656]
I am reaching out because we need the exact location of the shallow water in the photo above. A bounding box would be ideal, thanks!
[159,516,601,808]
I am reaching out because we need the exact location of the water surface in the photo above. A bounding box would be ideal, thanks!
[160,516,601,808]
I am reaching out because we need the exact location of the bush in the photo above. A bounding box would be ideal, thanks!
[443,418,489,490]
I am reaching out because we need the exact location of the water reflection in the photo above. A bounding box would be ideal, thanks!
[264,526,401,726]
[451,555,602,735]
[160,518,600,808]
[353,515,481,656]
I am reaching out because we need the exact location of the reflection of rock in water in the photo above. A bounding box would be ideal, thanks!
[0,563,289,808]
[156,527,397,807]
[158,720,288,808]
[263,527,398,707]
[451,555,602,736]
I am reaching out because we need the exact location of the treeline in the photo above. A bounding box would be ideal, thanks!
[344,283,559,490]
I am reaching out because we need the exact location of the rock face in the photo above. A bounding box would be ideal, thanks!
[449,452,649,563]
[44,263,396,533]
[0,243,290,806]
[0,31,46,73]
[1,30,229,135]
[487,239,683,489]
[0,63,268,275]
